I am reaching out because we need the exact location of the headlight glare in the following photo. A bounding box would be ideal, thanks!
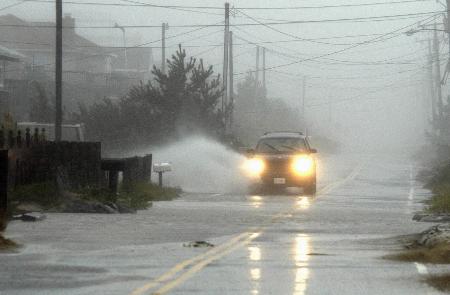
[292,155,314,176]
[243,158,265,177]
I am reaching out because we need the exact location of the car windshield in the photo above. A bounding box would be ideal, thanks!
[256,137,307,153]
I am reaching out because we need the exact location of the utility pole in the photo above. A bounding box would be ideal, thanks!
[55,0,62,142]
[428,38,437,122]
[446,0,450,63]
[114,23,127,70]
[228,30,234,130]
[262,47,266,96]
[302,76,307,135]
[255,46,260,85]
[433,23,443,119]
[222,2,230,115]
[161,23,169,75]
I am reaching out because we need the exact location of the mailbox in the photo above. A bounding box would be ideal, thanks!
[153,162,172,173]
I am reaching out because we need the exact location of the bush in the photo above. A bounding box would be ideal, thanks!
[118,182,181,210]
[423,164,450,214]
[9,181,180,212]
[9,182,60,209]
[425,162,450,191]
[428,189,450,214]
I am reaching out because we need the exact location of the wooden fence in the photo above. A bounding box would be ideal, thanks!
[0,150,7,229]
[1,128,152,193]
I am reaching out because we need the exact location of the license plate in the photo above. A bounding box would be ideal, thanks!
[274,178,286,184]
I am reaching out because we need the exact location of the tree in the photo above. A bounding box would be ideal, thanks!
[73,46,225,151]
[29,82,55,123]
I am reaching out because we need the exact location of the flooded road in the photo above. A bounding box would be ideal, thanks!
[1,154,445,294]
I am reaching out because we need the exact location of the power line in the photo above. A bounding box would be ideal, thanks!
[306,79,424,107]
[0,11,445,29]
[235,9,351,46]
[192,45,221,58]
[119,0,223,16]
[233,31,421,66]
[166,28,223,48]
[2,22,223,74]
[234,13,440,75]
[0,1,25,12]
[20,0,434,10]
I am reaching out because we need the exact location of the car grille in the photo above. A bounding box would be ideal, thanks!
[265,157,291,175]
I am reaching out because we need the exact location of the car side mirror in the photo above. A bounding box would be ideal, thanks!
[309,148,317,154]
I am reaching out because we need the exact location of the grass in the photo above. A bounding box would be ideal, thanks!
[76,181,181,210]
[0,235,19,251]
[426,274,450,292]
[8,181,181,212]
[118,182,181,210]
[426,184,450,214]
[9,182,60,210]
[384,243,450,264]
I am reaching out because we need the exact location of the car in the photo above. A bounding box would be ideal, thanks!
[243,131,317,194]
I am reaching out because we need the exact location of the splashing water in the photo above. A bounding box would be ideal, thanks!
[140,136,249,194]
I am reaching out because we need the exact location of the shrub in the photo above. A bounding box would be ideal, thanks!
[9,182,60,209]
[118,182,181,210]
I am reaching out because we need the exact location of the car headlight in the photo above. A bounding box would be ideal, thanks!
[292,155,314,176]
[243,158,265,177]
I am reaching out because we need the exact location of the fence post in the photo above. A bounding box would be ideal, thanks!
[25,128,31,147]
[0,126,4,149]
[0,150,8,231]
[143,154,152,182]
[7,130,14,148]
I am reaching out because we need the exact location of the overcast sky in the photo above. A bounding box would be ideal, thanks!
[1,0,445,150]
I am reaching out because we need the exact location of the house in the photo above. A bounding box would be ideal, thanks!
[0,44,25,118]
[103,45,154,81]
[0,44,25,84]
[0,14,155,120]
[0,14,110,77]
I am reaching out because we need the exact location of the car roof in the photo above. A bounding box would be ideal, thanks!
[260,131,306,139]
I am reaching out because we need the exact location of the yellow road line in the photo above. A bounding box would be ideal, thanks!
[129,232,249,295]
[130,163,364,295]
[153,233,260,295]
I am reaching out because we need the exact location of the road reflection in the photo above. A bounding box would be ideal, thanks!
[248,245,262,294]
[249,195,263,208]
[293,234,311,295]
[296,196,311,210]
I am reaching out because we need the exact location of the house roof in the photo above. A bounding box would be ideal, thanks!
[0,14,105,56]
[0,44,25,62]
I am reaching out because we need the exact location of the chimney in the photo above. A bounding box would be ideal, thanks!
[63,13,75,33]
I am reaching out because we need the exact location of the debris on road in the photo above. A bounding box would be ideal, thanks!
[12,213,46,222]
[183,241,215,248]
[413,213,450,223]
[425,274,450,293]
[61,199,137,214]
[0,235,19,251]
[384,224,450,264]
[15,202,44,213]
[416,224,450,248]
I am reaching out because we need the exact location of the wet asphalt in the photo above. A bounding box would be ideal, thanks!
[1,154,448,295]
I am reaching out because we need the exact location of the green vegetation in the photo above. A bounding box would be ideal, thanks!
[9,181,180,212]
[423,165,450,214]
[118,182,181,210]
[384,243,450,264]
[427,192,450,214]
[426,274,450,292]
[79,182,180,210]
[0,235,19,251]
[72,46,227,152]
[9,181,60,210]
